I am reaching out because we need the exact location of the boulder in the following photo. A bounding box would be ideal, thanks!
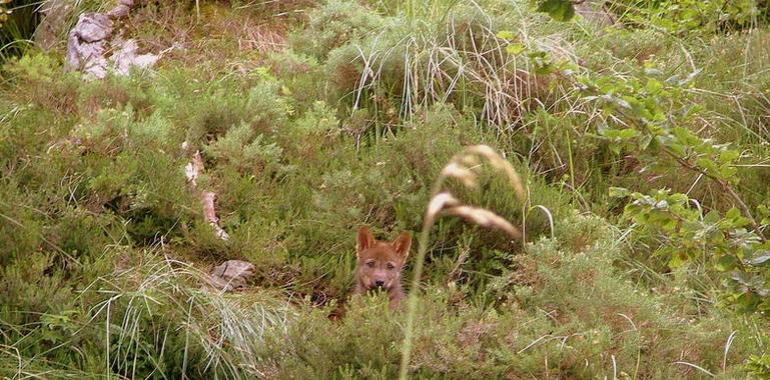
[112,39,159,76]
[208,260,256,292]
[65,13,114,78]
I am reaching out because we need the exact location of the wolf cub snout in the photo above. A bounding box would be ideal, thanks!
[353,226,411,308]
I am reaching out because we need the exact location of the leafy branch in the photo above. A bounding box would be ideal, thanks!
[579,68,762,235]
[611,188,770,312]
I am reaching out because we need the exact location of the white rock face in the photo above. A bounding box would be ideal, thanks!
[65,13,112,78]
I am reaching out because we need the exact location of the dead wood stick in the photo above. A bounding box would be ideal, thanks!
[184,147,229,240]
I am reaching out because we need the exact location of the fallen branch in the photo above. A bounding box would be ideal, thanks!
[185,147,229,240]
[201,191,230,240]
[184,149,205,188]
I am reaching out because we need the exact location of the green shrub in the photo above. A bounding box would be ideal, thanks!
[291,0,386,59]
[609,0,770,34]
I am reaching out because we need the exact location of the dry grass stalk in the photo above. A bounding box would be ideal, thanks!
[445,205,521,239]
[426,144,526,238]
[400,144,525,379]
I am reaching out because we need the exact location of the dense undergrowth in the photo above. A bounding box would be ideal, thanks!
[2,0,770,378]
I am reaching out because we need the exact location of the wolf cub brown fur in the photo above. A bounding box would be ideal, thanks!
[353,227,411,309]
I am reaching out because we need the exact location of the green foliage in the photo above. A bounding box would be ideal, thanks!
[291,0,386,59]
[533,0,575,22]
[3,52,59,80]
[302,1,579,131]
[748,353,770,378]
[610,0,770,34]
[253,213,752,378]
[613,187,770,313]
[2,0,770,378]
[204,121,284,176]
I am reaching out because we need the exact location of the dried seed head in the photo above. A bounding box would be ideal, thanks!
[426,146,525,240]
[459,154,481,168]
[465,145,498,158]
[440,162,478,189]
[443,145,525,201]
[425,192,460,227]
[466,145,525,200]
[444,205,522,239]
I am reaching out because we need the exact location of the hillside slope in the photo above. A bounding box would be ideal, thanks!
[2,1,770,378]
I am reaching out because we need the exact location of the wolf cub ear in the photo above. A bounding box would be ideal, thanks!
[392,231,412,261]
[356,226,375,256]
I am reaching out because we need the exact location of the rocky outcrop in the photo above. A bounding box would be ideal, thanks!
[112,38,159,76]
[65,12,113,78]
[64,0,158,79]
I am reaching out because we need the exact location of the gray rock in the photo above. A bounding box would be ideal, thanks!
[110,0,142,18]
[72,13,113,42]
[111,39,159,76]
[65,11,158,79]
[108,5,131,19]
[208,260,256,292]
[65,13,114,78]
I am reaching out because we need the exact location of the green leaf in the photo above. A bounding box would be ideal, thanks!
[695,158,720,175]
[609,187,630,198]
[715,255,738,271]
[645,78,663,94]
[505,43,525,55]
[704,210,721,224]
[496,30,515,40]
[667,142,686,156]
[725,207,742,220]
[668,252,687,269]
[719,165,737,179]
[718,149,740,163]
[535,0,575,22]
[747,251,770,266]
[669,193,688,204]
[639,134,653,150]
[617,128,639,139]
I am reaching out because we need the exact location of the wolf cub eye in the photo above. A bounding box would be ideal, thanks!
[366,260,375,268]
[386,262,395,270]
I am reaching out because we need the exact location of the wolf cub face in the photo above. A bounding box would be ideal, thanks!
[355,227,411,295]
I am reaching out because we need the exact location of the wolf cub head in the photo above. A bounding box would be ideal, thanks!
[355,226,411,293]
